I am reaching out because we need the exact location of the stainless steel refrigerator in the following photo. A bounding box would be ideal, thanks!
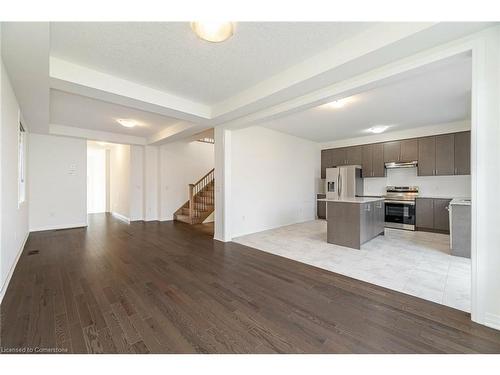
[325,165,364,200]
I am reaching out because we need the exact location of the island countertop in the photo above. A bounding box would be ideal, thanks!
[317,197,385,204]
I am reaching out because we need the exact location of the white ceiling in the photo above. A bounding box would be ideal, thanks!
[259,54,472,142]
[50,90,180,137]
[4,22,492,144]
[50,22,375,105]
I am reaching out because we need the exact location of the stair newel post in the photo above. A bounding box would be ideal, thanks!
[189,184,194,224]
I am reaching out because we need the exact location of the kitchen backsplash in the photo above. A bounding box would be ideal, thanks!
[363,167,471,197]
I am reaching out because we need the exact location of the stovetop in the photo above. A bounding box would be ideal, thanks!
[384,186,419,201]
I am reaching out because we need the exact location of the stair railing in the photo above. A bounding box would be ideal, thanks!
[188,168,215,222]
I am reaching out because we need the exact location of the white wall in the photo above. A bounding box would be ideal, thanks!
[129,145,144,221]
[363,168,470,198]
[29,134,87,231]
[472,26,500,330]
[214,127,231,241]
[159,140,214,221]
[1,58,30,303]
[231,126,319,238]
[87,146,106,213]
[144,145,159,221]
[109,143,130,220]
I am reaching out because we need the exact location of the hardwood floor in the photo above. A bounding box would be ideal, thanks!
[1,213,500,353]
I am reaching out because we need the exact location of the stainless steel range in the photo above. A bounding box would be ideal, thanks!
[384,186,419,231]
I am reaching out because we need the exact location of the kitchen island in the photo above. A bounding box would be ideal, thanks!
[318,197,385,249]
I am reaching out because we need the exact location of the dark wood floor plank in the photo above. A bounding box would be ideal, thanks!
[1,213,500,353]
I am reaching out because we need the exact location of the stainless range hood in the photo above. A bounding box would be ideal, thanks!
[384,161,418,169]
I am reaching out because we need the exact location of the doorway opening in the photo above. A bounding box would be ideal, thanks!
[87,141,110,215]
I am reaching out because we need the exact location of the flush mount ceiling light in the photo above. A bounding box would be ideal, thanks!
[321,97,354,109]
[116,119,139,128]
[191,21,234,43]
[367,125,390,134]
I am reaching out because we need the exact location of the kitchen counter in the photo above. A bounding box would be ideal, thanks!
[325,199,385,249]
[450,197,472,206]
[418,195,471,200]
[318,197,385,204]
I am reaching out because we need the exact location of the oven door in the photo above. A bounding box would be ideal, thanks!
[385,201,416,230]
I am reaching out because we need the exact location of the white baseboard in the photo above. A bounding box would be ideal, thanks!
[0,232,29,305]
[29,222,88,232]
[484,312,500,331]
[111,211,130,223]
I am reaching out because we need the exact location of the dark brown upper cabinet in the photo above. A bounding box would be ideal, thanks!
[361,144,373,177]
[435,134,455,176]
[418,136,436,176]
[321,149,329,178]
[400,139,418,162]
[345,146,362,165]
[383,141,401,163]
[321,131,470,179]
[372,143,385,177]
[331,148,347,167]
[361,143,385,178]
[454,131,471,175]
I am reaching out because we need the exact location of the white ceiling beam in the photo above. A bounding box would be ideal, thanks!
[50,57,212,121]
[211,23,436,118]
[50,124,147,145]
[147,121,197,144]
[216,24,487,132]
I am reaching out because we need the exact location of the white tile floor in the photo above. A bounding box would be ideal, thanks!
[233,220,471,312]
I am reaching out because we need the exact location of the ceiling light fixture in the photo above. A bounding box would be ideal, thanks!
[367,125,390,134]
[191,21,234,43]
[321,97,354,109]
[116,119,138,128]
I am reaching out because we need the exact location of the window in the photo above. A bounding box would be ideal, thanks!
[18,121,26,205]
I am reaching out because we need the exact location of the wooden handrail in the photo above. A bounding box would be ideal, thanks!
[187,168,215,223]
[193,168,215,187]
[188,184,194,222]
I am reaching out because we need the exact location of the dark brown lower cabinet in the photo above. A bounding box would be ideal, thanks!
[433,199,451,232]
[416,198,434,230]
[416,198,451,233]
[317,194,326,219]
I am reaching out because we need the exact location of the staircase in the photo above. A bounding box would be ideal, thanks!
[174,168,215,224]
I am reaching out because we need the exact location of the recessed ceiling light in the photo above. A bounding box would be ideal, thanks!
[321,97,354,109]
[191,21,234,43]
[367,125,390,134]
[116,119,138,128]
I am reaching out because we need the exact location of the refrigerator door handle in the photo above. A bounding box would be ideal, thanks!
[338,174,342,198]
[337,174,340,199]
